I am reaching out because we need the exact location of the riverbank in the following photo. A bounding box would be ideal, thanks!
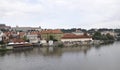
[0,40,115,52]
[0,47,12,52]
[53,40,115,47]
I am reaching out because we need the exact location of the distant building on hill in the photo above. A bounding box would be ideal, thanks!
[12,26,42,32]
[0,24,11,30]
[72,29,84,35]
[101,31,117,37]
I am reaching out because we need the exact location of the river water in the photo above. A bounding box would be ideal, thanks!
[0,42,120,70]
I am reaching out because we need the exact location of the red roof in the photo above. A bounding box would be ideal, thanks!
[4,32,15,36]
[62,33,92,39]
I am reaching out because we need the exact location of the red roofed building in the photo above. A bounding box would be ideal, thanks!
[61,33,92,42]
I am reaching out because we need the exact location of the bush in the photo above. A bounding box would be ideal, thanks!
[57,43,64,48]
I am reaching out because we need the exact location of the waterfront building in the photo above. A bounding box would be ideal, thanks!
[41,29,63,41]
[0,31,4,41]
[40,40,47,45]
[27,34,39,43]
[61,33,92,42]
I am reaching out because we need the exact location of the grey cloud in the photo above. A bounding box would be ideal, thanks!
[0,0,120,29]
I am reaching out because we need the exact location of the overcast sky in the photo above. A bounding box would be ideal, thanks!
[0,0,120,29]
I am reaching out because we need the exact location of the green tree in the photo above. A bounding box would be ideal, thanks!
[49,35,54,40]
[92,31,102,40]
[106,33,114,40]
[93,32,115,40]
[101,34,108,40]
[23,36,29,42]
[0,41,5,45]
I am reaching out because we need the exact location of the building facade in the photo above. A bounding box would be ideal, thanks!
[61,33,92,42]
[41,29,63,41]
[27,34,39,43]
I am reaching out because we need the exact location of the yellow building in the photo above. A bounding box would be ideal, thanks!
[41,29,63,41]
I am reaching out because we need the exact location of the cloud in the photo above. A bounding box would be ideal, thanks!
[0,0,120,29]
[0,0,43,18]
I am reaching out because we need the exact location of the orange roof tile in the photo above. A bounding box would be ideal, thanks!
[62,33,92,39]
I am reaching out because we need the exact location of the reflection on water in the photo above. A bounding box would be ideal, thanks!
[0,42,120,70]
[93,41,114,50]
[1,46,92,57]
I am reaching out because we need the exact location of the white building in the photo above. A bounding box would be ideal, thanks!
[48,40,53,46]
[61,38,93,42]
[0,31,4,41]
[61,33,92,42]
[27,34,38,43]
[72,30,84,35]
[40,40,47,46]
[33,26,42,31]
[101,31,117,37]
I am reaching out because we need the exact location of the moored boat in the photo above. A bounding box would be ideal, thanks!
[7,42,33,49]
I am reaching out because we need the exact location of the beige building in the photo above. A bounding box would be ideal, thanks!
[41,29,63,41]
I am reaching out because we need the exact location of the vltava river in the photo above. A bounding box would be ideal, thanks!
[0,42,120,70]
